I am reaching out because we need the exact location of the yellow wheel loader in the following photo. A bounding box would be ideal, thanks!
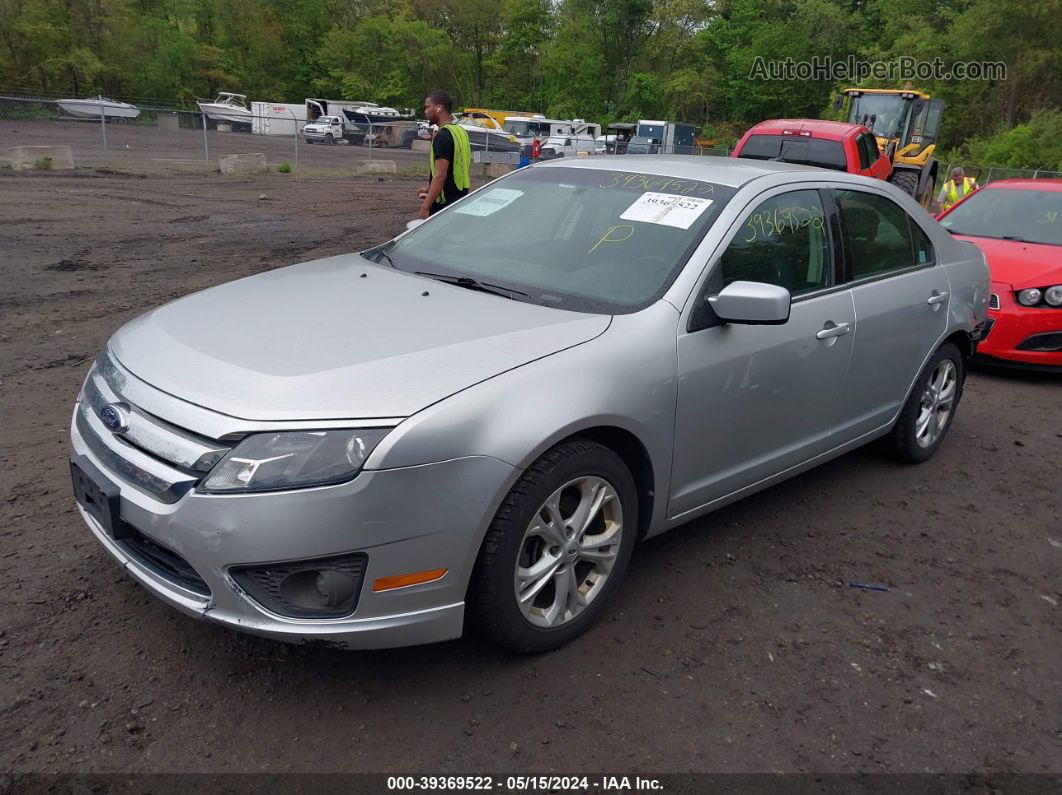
[838,86,945,207]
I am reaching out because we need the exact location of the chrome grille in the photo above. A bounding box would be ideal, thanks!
[75,352,232,502]
[84,360,229,473]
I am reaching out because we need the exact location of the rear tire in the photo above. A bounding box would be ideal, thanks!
[887,342,965,463]
[472,440,638,653]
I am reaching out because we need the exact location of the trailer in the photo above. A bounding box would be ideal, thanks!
[634,120,698,154]
[251,102,307,137]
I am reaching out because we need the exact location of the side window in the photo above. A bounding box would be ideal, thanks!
[855,136,871,170]
[718,190,831,297]
[863,134,881,163]
[836,190,917,279]
[910,219,935,265]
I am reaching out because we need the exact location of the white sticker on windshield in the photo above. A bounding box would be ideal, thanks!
[620,192,713,229]
[453,188,523,217]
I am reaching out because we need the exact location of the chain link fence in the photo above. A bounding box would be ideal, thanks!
[0,92,431,171]
[1,91,743,172]
[5,91,1060,180]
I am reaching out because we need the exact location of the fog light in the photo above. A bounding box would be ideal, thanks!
[230,553,367,618]
[313,570,356,607]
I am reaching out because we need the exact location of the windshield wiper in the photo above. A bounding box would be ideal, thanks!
[1001,235,1027,242]
[414,271,528,300]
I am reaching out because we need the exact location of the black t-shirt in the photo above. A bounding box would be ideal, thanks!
[430,127,469,207]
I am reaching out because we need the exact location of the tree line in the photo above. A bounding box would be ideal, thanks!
[1,0,1059,167]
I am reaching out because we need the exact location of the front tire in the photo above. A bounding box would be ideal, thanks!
[888,342,965,463]
[889,169,928,207]
[325,133,334,145]
[472,440,638,653]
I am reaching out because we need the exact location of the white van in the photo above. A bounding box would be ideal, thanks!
[540,134,597,158]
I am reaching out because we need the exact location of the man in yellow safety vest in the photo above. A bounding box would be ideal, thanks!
[936,167,979,212]
[417,90,472,219]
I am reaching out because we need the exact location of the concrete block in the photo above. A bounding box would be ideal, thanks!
[8,145,75,171]
[219,153,268,175]
[157,113,179,132]
[486,163,515,178]
[473,150,520,165]
[355,160,397,176]
[411,139,432,153]
[216,123,232,133]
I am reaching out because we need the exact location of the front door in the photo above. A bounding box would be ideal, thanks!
[669,187,856,518]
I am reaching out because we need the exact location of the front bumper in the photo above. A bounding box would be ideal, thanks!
[71,410,516,649]
[975,283,1062,371]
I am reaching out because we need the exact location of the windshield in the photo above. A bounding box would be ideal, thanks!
[386,167,736,313]
[504,120,539,136]
[847,94,909,139]
[939,188,1062,246]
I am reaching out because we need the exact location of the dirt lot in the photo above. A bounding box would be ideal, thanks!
[0,170,1059,776]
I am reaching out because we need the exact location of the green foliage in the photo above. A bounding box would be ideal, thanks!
[0,0,1058,164]
[946,111,1062,172]
[277,163,292,172]
[34,155,53,169]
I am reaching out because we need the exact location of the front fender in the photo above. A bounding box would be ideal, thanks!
[366,301,682,531]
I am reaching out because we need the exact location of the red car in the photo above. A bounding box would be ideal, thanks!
[937,178,1062,371]
[732,119,893,180]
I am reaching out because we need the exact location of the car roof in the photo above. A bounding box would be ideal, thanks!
[981,178,1062,191]
[536,154,833,187]
[745,119,864,140]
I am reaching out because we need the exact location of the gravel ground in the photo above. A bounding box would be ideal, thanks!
[0,170,1060,776]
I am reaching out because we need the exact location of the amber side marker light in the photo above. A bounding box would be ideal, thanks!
[373,568,448,592]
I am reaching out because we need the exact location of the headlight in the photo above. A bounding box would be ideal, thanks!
[1045,285,1062,306]
[200,429,390,494]
[1017,288,1042,307]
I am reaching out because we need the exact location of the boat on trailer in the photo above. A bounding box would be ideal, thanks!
[197,93,254,125]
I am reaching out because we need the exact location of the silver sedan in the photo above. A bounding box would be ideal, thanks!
[69,157,989,652]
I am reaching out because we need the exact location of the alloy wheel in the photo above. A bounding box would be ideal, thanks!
[916,359,957,448]
[513,476,623,628]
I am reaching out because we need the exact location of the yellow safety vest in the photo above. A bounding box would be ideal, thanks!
[429,123,471,204]
[944,177,977,208]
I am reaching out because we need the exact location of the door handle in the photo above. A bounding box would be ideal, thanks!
[815,321,851,340]
[927,290,949,305]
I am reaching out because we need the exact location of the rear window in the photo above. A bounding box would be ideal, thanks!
[737,134,847,171]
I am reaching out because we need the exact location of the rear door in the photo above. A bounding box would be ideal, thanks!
[669,186,856,516]
[829,186,949,440]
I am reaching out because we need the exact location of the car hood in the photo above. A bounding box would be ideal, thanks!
[109,255,610,421]
[954,235,1062,289]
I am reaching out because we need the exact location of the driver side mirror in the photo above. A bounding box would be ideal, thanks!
[708,281,791,325]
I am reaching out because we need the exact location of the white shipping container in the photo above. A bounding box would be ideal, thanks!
[251,102,307,136]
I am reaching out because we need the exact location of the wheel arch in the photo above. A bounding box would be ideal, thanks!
[554,425,656,542]
[944,328,972,361]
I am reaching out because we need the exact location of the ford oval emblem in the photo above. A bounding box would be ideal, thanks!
[99,404,129,433]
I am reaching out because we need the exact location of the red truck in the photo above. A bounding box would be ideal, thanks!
[732,119,892,181]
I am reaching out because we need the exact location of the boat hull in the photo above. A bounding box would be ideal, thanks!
[197,104,254,125]
[57,100,140,119]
